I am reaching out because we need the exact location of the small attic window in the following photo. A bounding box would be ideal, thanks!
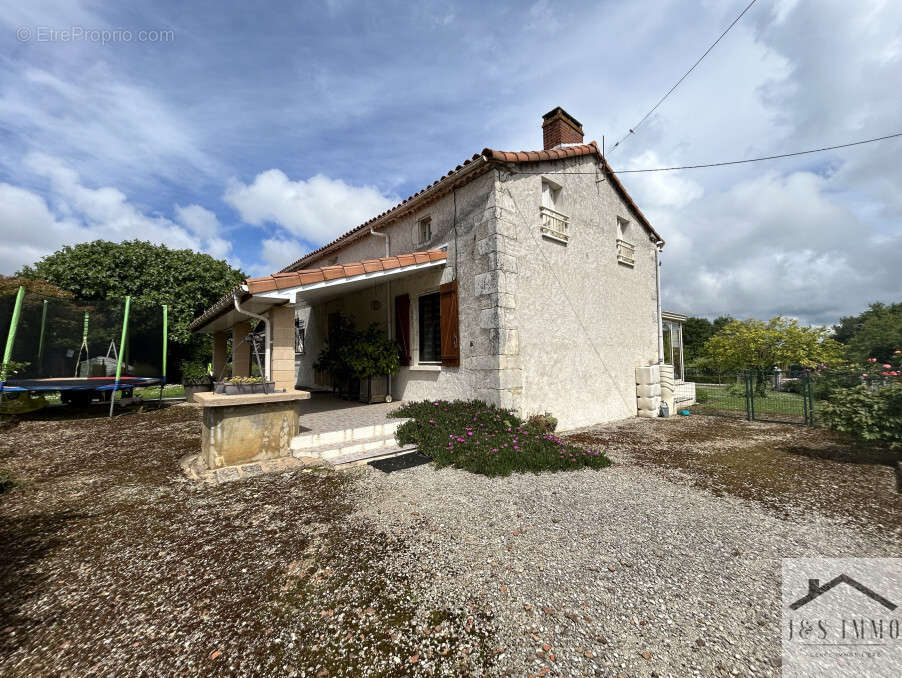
[541,179,562,212]
[417,216,432,244]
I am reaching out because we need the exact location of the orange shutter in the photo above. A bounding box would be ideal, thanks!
[440,280,460,366]
[394,294,411,366]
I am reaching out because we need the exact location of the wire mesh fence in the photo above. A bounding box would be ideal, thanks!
[687,368,822,425]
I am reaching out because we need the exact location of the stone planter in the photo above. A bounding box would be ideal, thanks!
[213,381,276,395]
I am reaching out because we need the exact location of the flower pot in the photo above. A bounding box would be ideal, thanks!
[359,375,391,403]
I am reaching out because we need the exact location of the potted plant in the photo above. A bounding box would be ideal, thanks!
[346,324,401,403]
[181,361,212,400]
[314,314,357,399]
[313,316,400,402]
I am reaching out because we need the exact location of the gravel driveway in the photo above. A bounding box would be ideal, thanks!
[1,405,899,677]
[353,418,901,677]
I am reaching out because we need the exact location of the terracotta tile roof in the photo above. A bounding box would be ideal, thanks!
[191,140,663,332]
[246,249,446,294]
[280,141,661,273]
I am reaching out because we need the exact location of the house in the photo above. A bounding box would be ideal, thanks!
[190,108,667,430]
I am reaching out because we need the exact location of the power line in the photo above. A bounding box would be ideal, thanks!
[617,132,902,173]
[507,132,902,175]
[608,0,759,155]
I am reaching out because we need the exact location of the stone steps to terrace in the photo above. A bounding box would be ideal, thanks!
[290,417,416,469]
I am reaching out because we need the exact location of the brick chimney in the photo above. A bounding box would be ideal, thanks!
[542,107,584,150]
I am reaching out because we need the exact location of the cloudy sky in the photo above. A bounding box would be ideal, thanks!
[0,0,899,325]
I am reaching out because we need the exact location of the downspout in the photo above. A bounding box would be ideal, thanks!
[234,294,271,382]
[654,241,665,364]
[369,226,390,257]
[370,226,392,398]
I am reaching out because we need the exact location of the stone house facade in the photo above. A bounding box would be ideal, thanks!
[191,108,666,430]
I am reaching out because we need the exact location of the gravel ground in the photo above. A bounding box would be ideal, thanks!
[352,416,902,678]
[1,406,900,677]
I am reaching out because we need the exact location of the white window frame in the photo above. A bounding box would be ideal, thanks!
[413,288,442,367]
[417,216,432,245]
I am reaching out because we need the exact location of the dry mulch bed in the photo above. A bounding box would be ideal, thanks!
[0,404,495,677]
[567,414,902,536]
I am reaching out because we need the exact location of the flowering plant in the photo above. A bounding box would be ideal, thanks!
[391,400,610,477]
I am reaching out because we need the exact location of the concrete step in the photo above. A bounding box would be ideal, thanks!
[291,434,406,461]
[327,444,419,470]
[289,419,408,452]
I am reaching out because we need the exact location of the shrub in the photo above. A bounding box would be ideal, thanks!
[391,400,610,477]
[818,382,902,449]
[180,360,211,385]
[525,412,557,435]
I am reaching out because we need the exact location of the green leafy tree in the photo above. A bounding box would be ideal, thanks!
[703,316,845,373]
[833,302,902,363]
[682,315,733,363]
[17,240,245,344]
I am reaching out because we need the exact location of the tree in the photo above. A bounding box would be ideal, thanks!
[703,316,845,373]
[682,315,734,364]
[18,240,245,344]
[833,302,902,363]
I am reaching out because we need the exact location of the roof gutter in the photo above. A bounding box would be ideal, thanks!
[233,293,271,381]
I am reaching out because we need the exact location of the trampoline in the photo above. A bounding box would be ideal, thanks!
[2,287,169,415]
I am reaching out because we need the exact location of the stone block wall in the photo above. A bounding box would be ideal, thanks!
[471,181,523,411]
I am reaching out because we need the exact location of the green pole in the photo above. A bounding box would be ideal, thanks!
[109,296,131,417]
[2,286,26,382]
[158,305,168,407]
[162,305,168,381]
[37,299,48,376]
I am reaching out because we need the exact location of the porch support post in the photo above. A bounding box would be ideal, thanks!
[269,306,296,391]
[212,331,228,380]
[230,321,252,377]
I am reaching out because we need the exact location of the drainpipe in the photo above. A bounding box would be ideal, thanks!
[369,226,390,257]
[233,294,271,381]
[654,241,665,364]
[370,227,393,399]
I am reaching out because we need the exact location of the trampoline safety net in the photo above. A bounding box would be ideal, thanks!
[1,287,167,382]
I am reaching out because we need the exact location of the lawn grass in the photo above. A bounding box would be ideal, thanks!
[391,400,611,477]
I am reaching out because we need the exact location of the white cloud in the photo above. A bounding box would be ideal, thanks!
[254,237,309,277]
[224,170,396,244]
[0,155,236,274]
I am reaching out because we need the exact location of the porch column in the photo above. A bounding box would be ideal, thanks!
[211,331,228,381]
[269,306,296,391]
[231,321,252,377]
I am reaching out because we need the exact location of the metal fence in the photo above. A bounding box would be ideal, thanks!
[686,369,821,425]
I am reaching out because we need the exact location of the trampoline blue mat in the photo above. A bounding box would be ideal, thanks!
[1,377,161,393]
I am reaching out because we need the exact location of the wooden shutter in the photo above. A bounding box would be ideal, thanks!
[394,294,411,366]
[440,280,460,366]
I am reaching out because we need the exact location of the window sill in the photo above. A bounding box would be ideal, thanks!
[409,364,442,372]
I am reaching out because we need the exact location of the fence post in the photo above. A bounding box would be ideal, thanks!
[806,374,815,426]
[744,371,753,421]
